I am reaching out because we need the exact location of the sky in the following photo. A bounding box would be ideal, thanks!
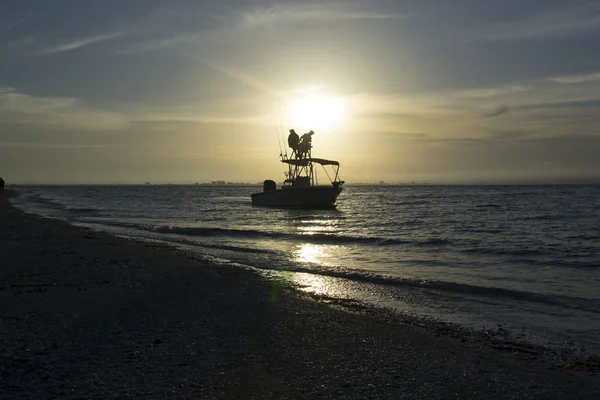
[1,0,600,184]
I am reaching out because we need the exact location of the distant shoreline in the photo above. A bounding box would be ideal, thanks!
[7,182,600,187]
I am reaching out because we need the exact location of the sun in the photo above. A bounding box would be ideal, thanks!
[288,95,342,130]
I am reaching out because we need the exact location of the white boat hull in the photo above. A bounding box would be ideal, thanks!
[251,186,342,208]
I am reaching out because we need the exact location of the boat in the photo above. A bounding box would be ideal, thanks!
[251,132,344,208]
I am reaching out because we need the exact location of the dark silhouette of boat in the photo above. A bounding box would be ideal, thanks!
[251,132,344,208]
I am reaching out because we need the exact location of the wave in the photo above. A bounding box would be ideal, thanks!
[271,266,600,313]
[390,200,432,206]
[192,242,278,255]
[562,260,600,269]
[148,225,451,247]
[20,193,103,216]
[83,220,451,247]
[461,247,544,256]
[455,227,503,234]
[566,234,600,241]
[25,193,67,210]
[474,203,501,208]
[277,215,346,222]
[521,215,556,221]
[66,207,101,214]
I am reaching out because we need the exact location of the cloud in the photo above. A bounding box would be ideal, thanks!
[346,71,600,144]
[11,35,36,46]
[482,105,510,118]
[0,89,126,129]
[0,87,15,94]
[375,131,428,140]
[445,76,600,112]
[130,113,269,127]
[117,3,404,55]
[452,85,530,99]
[237,3,402,28]
[0,87,271,139]
[35,31,123,55]
[486,129,530,141]
[108,5,222,55]
[0,18,25,36]
[200,59,280,95]
[549,72,600,84]
[114,32,199,55]
[0,141,110,149]
[473,3,600,41]
[520,98,600,111]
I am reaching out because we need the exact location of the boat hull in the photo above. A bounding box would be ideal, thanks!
[251,186,342,208]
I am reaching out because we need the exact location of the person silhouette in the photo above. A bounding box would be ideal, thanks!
[287,129,300,158]
[0,177,4,192]
[298,130,314,158]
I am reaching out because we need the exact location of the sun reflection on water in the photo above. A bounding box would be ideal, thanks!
[297,221,337,235]
[295,243,325,264]
[292,272,329,295]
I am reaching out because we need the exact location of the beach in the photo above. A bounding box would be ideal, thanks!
[1,189,599,399]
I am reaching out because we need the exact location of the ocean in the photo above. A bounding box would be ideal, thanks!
[10,185,600,356]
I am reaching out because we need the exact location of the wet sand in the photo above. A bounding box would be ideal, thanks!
[1,189,599,399]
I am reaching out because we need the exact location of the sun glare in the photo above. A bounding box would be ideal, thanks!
[288,95,342,130]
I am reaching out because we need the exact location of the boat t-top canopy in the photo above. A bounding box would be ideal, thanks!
[282,158,339,166]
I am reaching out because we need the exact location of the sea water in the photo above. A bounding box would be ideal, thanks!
[11,185,600,356]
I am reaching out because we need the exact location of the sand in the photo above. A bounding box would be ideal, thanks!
[1,189,599,399]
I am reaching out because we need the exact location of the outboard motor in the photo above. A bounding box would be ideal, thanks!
[263,180,276,192]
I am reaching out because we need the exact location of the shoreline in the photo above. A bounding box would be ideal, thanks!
[2,189,599,399]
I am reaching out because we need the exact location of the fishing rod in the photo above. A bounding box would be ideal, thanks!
[276,124,283,159]
[276,99,289,160]
[279,123,288,160]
